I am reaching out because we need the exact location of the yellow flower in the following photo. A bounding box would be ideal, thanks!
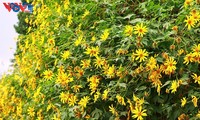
[47,103,53,112]
[192,95,198,107]
[59,92,70,103]
[37,109,43,118]
[181,97,187,107]
[184,16,195,30]
[192,44,200,53]
[124,25,133,36]
[52,114,61,120]
[170,80,179,93]
[25,18,29,23]
[157,85,161,95]
[67,14,72,27]
[183,53,194,65]
[72,85,82,93]
[62,50,71,60]
[133,95,145,107]
[56,72,73,86]
[84,46,100,57]
[94,57,104,68]
[190,9,200,23]
[94,91,101,102]
[91,36,96,41]
[68,95,77,106]
[133,23,148,37]
[74,35,83,46]
[178,114,189,120]
[80,59,91,69]
[109,104,118,116]
[64,0,70,10]
[78,96,90,108]
[177,49,184,56]
[191,73,200,85]
[27,107,35,117]
[100,29,110,41]
[82,10,90,19]
[102,89,109,100]
[116,94,126,106]
[85,114,91,119]
[16,102,22,117]
[146,57,157,70]
[75,67,85,79]
[132,106,147,120]
[131,52,135,61]
[106,65,115,78]
[48,39,55,46]
[127,99,134,113]
[196,110,200,118]
[135,49,149,62]
[184,0,193,8]
[87,75,100,94]
[43,69,53,80]
[116,48,128,55]
[33,87,41,101]
[164,57,177,74]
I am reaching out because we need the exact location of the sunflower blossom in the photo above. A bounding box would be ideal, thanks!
[124,25,133,36]
[132,106,147,120]
[62,50,71,60]
[191,73,200,85]
[133,23,148,37]
[184,0,193,8]
[192,95,198,107]
[170,80,179,93]
[116,94,126,106]
[109,104,118,116]
[164,57,177,74]
[135,49,149,62]
[78,96,90,108]
[184,16,195,30]
[84,46,99,57]
[183,53,194,65]
[27,107,35,117]
[181,97,187,107]
[43,69,53,80]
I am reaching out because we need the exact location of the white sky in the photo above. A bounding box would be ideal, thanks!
[0,0,21,76]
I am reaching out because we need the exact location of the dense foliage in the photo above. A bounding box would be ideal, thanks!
[0,0,200,120]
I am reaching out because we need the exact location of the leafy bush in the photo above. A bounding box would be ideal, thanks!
[0,0,200,120]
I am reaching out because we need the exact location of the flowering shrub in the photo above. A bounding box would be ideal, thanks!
[0,0,200,120]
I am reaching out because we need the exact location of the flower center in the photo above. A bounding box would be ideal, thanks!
[138,111,142,116]
[139,54,144,58]
[139,29,143,33]
[188,20,192,25]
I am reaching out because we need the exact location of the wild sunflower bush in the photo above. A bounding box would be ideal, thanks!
[0,0,200,120]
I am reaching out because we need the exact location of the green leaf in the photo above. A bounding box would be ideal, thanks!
[130,18,144,24]
[181,74,189,81]
[123,14,135,19]
[157,57,164,63]
[91,108,102,119]
[137,86,147,91]
[118,83,127,88]
[162,81,171,88]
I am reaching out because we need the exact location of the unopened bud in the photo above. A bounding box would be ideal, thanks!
[172,26,178,32]
[170,44,175,50]
[175,37,182,44]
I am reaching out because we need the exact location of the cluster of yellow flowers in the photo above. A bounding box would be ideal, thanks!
[0,0,200,119]
[184,0,200,29]
[184,44,200,64]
